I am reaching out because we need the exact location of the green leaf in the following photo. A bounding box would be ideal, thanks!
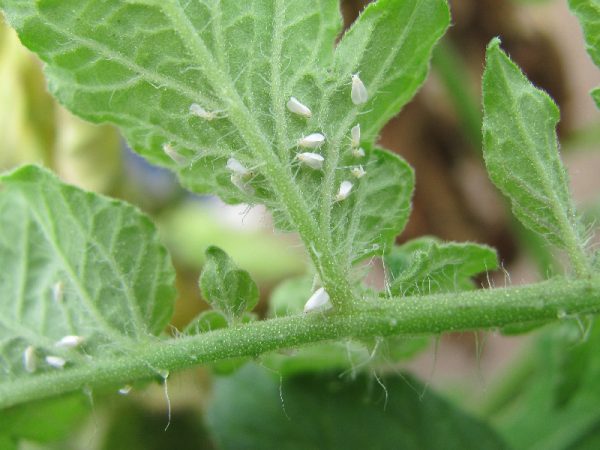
[0,165,175,379]
[200,246,259,321]
[493,320,600,450]
[569,0,600,108]
[331,147,415,264]
[482,38,590,276]
[0,0,449,276]
[0,394,89,444]
[206,364,508,450]
[268,275,314,317]
[184,310,228,335]
[385,237,498,296]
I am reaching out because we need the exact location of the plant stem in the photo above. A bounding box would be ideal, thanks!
[3,277,600,409]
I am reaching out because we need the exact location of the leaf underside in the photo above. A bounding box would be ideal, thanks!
[0,165,176,380]
[482,38,585,254]
[0,0,449,267]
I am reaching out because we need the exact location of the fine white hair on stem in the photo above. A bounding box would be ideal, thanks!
[286,97,312,118]
[351,73,368,105]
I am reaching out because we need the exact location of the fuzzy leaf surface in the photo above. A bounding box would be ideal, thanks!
[0,165,175,380]
[200,246,259,321]
[569,0,600,108]
[385,237,498,296]
[0,0,448,268]
[482,39,586,256]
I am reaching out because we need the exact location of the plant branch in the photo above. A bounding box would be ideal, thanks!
[2,277,600,409]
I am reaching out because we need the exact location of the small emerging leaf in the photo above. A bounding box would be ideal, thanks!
[569,0,600,108]
[482,38,589,274]
[200,246,259,321]
[385,237,498,296]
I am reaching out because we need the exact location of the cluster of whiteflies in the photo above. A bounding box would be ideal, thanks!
[227,73,368,199]
[162,74,370,200]
[22,335,85,373]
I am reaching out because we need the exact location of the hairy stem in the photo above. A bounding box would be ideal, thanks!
[2,277,600,409]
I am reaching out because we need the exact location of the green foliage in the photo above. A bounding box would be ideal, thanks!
[200,246,259,322]
[482,38,590,275]
[493,320,600,450]
[0,165,175,379]
[206,364,508,450]
[0,0,448,297]
[569,0,600,108]
[385,237,498,296]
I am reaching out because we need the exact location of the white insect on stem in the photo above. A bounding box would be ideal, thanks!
[351,73,368,105]
[23,345,36,373]
[189,102,224,121]
[351,165,366,179]
[55,335,85,349]
[335,180,353,202]
[286,96,312,118]
[352,147,366,158]
[298,133,326,148]
[163,142,187,166]
[351,124,361,148]
[45,355,66,369]
[296,152,324,170]
[303,287,332,313]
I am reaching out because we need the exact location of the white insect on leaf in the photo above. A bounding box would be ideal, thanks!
[351,165,366,179]
[226,157,255,194]
[230,174,255,195]
[52,281,64,303]
[298,133,326,148]
[351,73,368,105]
[296,152,324,170]
[23,345,36,373]
[335,180,353,202]
[189,102,224,121]
[286,97,312,118]
[45,355,66,369]
[351,124,361,148]
[352,147,366,158]
[118,385,133,395]
[55,335,85,349]
[303,287,332,313]
[226,157,251,178]
[163,142,187,166]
